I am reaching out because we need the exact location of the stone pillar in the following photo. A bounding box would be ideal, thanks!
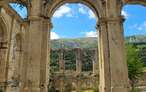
[75,48,82,74]
[98,16,130,92]
[0,41,8,91]
[105,0,130,91]
[20,0,45,92]
[40,18,52,92]
[13,35,22,81]
[60,78,65,92]
[98,18,111,92]
[107,16,129,92]
[19,22,29,92]
[76,80,82,92]
[92,49,98,75]
[58,49,65,73]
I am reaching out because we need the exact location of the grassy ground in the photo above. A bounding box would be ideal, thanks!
[143,67,146,72]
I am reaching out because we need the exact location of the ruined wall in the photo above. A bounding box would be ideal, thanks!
[0,5,27,92]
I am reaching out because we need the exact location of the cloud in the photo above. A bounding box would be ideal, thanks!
[53,4,96,19]
[78,4,96,19]
[51,32,60,39]
[53,4,72,18]
[85,31,97,37]
[121,10,129,18]
[88,10,96,19]
[129,21,146,31]
[78,6,87,14]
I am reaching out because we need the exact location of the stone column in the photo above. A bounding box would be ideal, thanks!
[98,18,111,92]
[20,0,44,92]
[106,16,129,92]
[92,48,98,75]
[75,48,82,74]
[58,49,65,73]
[98,16,130,92]
[19,22,29,92]
[105,0,130,91]
[60,78,65,92]
[0,41,8,91]
[76,80,82,92]
[40,18,52,92]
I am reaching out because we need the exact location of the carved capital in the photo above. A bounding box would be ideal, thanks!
[106,16,125,23]
[28,15,43,21]
[98,16,125,26]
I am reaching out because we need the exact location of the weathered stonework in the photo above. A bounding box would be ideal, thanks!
[0,0,146,92]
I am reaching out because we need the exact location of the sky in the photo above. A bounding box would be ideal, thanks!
[10,3,146,39]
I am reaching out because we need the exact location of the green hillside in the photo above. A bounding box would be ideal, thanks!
[51,35,146,49]
[51,37,98,49]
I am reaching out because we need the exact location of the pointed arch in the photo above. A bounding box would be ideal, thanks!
[47,0,104,19]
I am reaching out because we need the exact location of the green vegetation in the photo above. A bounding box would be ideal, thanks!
[51,37,98,49]
[130,89,140,92]
[50,35,146,91]
[143,67,146,72]
[126,44,145,90]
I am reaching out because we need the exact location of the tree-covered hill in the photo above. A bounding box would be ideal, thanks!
[51,37,98,49]
[51,35,146,49]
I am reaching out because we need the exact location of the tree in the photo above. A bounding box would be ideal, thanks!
[126,44,144,90]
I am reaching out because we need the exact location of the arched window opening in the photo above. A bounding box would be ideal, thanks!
[122,4,146,91]
[49,3,99,92]
[9,3,28,19]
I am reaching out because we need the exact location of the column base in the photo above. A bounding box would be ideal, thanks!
[111,87,130,92]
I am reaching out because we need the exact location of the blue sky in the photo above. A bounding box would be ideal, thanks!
[10,3,146,39]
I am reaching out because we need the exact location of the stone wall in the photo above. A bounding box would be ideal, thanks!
[0,5,27,92]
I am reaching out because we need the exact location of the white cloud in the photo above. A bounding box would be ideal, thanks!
[51,32,60,39]
[78,4,96,19]
[53,4,72,18]
[121,10,129,18]
[78,6,87,14]
[85,31,97,37]
[88,10,96,19]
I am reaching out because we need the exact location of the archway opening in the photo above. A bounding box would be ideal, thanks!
[49,3,99,92]
[122,4,146,91]
[9,3,28,19]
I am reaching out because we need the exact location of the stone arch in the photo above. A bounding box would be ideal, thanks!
[120,0,146,15]
[47,1,101,91]
[124,0,146,6]
[47,0,104,19]
[9,2,28,18]
[117,0,146,15]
